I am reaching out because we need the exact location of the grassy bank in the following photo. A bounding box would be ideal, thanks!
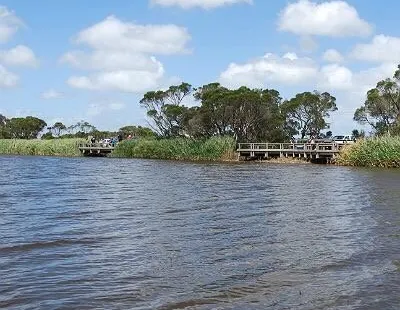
[337,136,400,168]
[112,136,237,161]
[0,138,85,156]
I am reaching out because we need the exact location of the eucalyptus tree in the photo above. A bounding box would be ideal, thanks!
[140,82,192,137]
[354,65,400,135]
[282,91,337,139]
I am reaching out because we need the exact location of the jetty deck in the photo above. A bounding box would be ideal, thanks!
[237,142,345,162]
[78,143,115,156]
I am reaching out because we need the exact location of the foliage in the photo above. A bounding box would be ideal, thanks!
[281,91,337,139]
[337,136,400,168]
[48,122,66,137]
[186,83,287,142]
[140,82,193,137]
[3,116,47,139]
[354,65,400,135]
[0,138,85,156]
[112,136,236,161]
[118,125,156,139]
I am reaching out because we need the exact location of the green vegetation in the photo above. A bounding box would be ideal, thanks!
[337,136,400,168]
[0,138,85,156]
[112,136,236,161]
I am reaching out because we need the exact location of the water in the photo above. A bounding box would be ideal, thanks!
[1,156,400,309]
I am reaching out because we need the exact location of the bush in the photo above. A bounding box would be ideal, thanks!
[337,135,400,168]
[112,136,237,161]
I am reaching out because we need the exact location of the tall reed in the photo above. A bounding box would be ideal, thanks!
[0,138,85,156]
[337,136,400,168]
[112,136,237,161]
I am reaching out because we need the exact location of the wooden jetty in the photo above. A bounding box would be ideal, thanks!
[237,142,345,163]
[78,143,115,157]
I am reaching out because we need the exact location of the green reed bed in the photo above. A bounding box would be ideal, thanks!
[337,136,400,168]
[112,136,237,161]
[0,138,85,157]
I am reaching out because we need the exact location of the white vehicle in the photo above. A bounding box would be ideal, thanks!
[332,135,355,144]
[100,138,112,146]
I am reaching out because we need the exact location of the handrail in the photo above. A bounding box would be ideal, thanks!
[237,142,342,152]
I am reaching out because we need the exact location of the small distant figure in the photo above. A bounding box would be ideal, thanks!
[117,134,122,142]
[127,134,132,140]
[91,136,96,144]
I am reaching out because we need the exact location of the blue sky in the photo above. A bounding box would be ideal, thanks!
[1,0,400,134]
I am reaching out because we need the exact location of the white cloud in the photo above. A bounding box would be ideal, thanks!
[0,64,18,87]
[0,45,38,67]
[41,89,63,99]
[278,0,372,37]
[60,50,162,72]
[74,16,190,54]
[67,66,165,93]
[150,0,252,9]
[63,16,190,93]
[87,101,126,117]
[351,35,400,63]
[0,6,22,43]
[319,64,352,90]
[323,49,344,63]
[219,52,318,88]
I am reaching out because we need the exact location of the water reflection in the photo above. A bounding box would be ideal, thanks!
[0,156,400,309]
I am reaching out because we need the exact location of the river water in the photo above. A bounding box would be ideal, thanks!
[0,156,399,309]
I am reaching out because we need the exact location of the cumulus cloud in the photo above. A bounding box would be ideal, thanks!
[0,64,18,87]
[67,66,165,93]
[62,16,191,93]
[87,101,126,117]
[351,35,400,63]
[323,49,344,63]
[73,16,190,54]
[0,6,22,43]
[150,0,252,9]
[219,52,318,88]
[319,64,352,90]
[0,45,38,67]
[41,89,63,99]
[278,0,372,37]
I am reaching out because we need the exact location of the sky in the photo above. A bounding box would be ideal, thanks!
[0,0,400,134]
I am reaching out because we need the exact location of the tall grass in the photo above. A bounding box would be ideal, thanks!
[112,136,237,161]
[0,138,85,156]
[337,136,400,168]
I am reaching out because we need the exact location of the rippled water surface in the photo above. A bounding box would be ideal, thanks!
[1,156,400,309]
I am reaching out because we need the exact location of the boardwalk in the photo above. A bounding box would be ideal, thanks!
[78,143,115,156]
[237,142,346,162]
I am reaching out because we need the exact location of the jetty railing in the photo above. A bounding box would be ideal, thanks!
[237,142,345,161]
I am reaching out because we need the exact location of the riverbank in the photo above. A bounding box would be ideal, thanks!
[112,136,237,161]
[0,138,85,156]
[337,136,400,168]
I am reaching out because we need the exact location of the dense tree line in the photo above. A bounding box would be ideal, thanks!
[3,65,400,142]
[140,82,338,142]
[0,115,155,140]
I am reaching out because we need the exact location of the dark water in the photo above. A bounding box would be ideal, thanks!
[1,156,400,309]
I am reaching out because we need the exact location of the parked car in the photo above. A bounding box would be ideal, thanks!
[332,135,355,144]
[100,138,112,146]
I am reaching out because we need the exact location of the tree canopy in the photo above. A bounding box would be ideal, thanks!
[354,65,400,135]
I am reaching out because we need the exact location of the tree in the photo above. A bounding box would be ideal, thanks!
[118,125,156,139]
[0,114,9,138]
[6,116,47,139]
[49,122,66,137]
[282,91,337,139]
[191,84,286,142]
[354,65,400,135]
[140,82,192,137]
